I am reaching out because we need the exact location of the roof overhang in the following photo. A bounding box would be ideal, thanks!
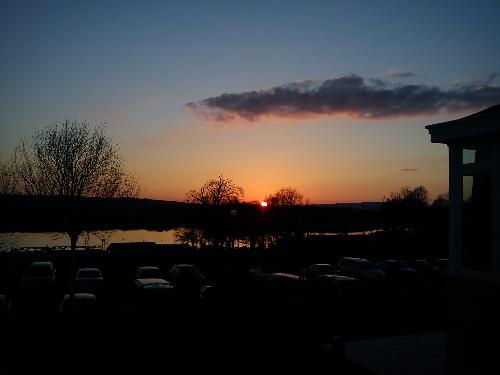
[426,104,500,144]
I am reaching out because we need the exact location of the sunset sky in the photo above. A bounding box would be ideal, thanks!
[1,1,500,203]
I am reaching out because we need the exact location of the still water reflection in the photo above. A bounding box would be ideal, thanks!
[0,229,178,251]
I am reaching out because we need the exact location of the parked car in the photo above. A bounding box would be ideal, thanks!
[432,258,449,272]
[134,266,173,291]
[21,261,56,289]
[168,264,206,293]
[200,285,219,302]
[75,267,104,291]
[134,278,174,290]
[301,263,337,280]
[337,257,385,280]
[0,294,10,319]
[402,259,441,278]
[59,293,96,314]
[376,260,417,279]
[249,265,281,281]
[135,266,163,279]
[314,274,360,297]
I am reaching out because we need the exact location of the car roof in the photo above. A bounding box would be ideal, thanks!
[173,263,196,268]
[272,272,302,281]
[135,278,173,288]
[137,266,161,270]
[77,267,101,272]
[340,257,371,263]
[29,261,53,267]
[319,274,358,281]
[63,293,96,301]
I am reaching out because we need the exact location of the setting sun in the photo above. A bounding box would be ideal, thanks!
[260,201,268,207]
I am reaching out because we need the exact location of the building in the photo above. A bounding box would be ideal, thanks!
[426,104,500,374]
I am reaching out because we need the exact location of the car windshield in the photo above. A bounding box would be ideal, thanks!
[78,270,100,278]
[356,262,377,270]
[177,265,200,275]
[138,268,162,278]
[258,265,279,273]
[342,259,377,270]
[27,265,52,277]
[314,264,335,274]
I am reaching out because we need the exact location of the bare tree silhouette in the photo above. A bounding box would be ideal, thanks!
[13,119,139,292]
[265,187,304,206]
[186,175,244,205]
[432,192,449,208]
[382,185,429,233]
[0,158,17,194]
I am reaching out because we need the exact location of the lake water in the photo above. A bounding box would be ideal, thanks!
[0,229,179,251]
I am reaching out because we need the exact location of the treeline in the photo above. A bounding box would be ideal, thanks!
[0,195,194,232]
[0,193,448,238]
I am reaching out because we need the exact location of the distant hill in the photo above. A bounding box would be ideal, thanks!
[314,202,382,210]
[0,194,384,233]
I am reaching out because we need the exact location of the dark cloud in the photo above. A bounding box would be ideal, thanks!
[401,168,419,172]
[388,70,417,78]
[187,74,500,122]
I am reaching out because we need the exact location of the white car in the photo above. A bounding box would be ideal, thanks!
[134,266,173,291]
[134,278,174,290]
[75,268,104,290]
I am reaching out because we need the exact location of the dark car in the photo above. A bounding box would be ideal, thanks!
[249,265,281,282]
[75,267,104,292]
[432,258,449,273]
[402,259,441,278]
[135,266,163,279]
[337,257,385,281]
[168,264,206,294]
[59,293,97,316]
[314,274,360,297]
[0,294,10,319]
[376,260,417,279]
[301,263,337,280]
[20,261,57,297]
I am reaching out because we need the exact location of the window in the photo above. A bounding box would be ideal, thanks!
[462,148,476,164]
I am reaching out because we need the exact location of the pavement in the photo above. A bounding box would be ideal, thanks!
[345,331,447,375]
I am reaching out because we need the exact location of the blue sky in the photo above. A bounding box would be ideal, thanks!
[1,0,499,202]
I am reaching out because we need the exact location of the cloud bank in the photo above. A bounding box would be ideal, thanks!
[187,74,500,122]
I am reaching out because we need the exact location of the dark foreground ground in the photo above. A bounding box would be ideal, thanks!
[1,279,445,375]
[0,246,446,375]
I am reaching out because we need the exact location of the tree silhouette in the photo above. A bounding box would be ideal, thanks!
[13,119,138,291]
[382,185,429,233]
[186,175,244,205]
[432,192,449,208]
[265,187,304,206]
[0,158,17,194]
